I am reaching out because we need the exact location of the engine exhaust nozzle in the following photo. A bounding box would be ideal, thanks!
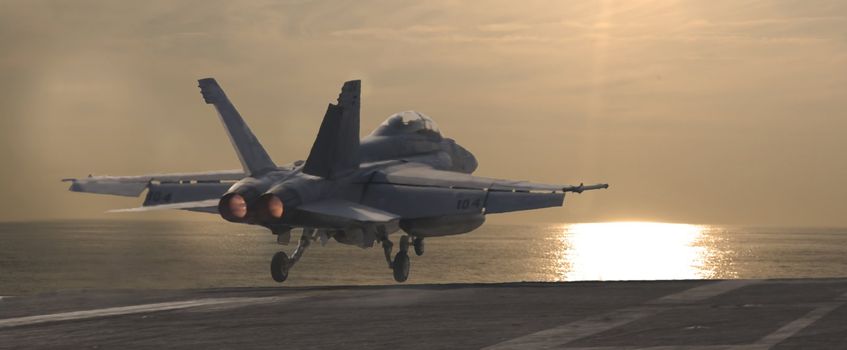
[267,195,285,219]
[254,193,286,222]
[218,193,248,222]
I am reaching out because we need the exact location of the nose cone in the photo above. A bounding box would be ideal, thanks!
[268,195,285,218]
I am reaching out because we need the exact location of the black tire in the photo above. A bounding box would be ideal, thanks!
[392,252,410,283]
[413,237,424,256]
[270,251,290,283]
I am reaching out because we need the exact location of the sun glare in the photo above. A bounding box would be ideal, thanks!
[555,222,711,281]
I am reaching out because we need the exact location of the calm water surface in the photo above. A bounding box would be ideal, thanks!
[1,220,846,295]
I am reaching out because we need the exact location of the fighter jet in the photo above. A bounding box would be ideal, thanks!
[64,79,608,283]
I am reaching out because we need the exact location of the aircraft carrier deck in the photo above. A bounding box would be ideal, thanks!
[1,278,846,349]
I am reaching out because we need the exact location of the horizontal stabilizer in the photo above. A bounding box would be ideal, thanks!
[198,78,277,176]
[108,199,219,213]
[303,80,361,179]
[297,199,398,223]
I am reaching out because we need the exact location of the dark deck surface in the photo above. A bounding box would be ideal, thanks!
[1,279,846,349]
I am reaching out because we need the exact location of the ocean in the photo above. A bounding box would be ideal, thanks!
[1,220,846,295]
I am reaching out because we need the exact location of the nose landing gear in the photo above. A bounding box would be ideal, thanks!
[392,252,410,282]
[392,235,411,282]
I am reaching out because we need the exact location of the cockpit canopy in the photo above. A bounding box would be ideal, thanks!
[369,111,442,140]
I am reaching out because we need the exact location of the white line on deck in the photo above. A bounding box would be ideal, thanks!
[649,280,756,305]
[562,301,845,350]
[0,296,297,329]
[750,302,841,349]
[484,280,758,350]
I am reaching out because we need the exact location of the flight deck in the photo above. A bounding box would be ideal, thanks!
[2,278,846,349]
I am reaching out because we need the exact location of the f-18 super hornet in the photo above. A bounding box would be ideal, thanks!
[64,78,608,283]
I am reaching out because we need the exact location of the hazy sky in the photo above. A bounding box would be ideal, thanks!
[1,0,845,225]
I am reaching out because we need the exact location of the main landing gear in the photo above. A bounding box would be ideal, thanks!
[270,228,315,283]
[269,229,422,284]
[382,235,418,282]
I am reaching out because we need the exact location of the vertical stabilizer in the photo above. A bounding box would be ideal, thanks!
[198,78,277,176]
[303,80,361,179]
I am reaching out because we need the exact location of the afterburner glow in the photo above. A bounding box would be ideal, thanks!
[267,196,284,218]
[227,194,248,219]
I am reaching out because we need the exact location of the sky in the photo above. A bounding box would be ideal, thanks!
[0,0,845,225]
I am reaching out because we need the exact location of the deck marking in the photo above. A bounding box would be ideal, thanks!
[485,306,659,350]
[745,302,842,349]
[0,296,297,329]
[484,280,758,350]
[525,303,842,350]
[649,280,757,305]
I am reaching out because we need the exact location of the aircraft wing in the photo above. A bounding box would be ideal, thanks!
[108,199,220,213]
[62,170,249,214]
[367,164,608,215]
[63,170,245,197]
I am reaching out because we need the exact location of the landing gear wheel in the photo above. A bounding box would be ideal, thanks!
[413,237,424,256]
[392,252,410,283]
[270,251,290,283]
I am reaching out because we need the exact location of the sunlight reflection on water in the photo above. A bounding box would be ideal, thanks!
[5,221,847,294]
[556,222,716,281]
